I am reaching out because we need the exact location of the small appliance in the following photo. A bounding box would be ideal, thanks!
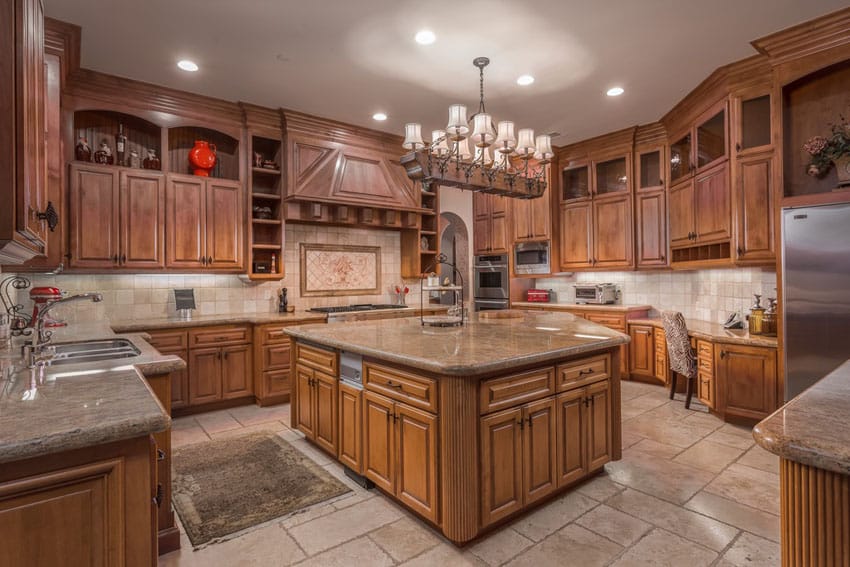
[513,241,550,275]
[526,289,553,303]
[29,287,66,328]
[473,254,510,311]
[574,283,618,305]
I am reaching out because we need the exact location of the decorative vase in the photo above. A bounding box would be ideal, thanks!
[834,155,850,187]
[188,140,217,177]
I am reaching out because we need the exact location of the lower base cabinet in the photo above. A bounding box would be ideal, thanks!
[295,364,339,456]
[338,382,363,473]
[716,344,777,420]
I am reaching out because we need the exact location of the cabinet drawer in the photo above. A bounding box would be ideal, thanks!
[697,340,713,360]
[295,343,338,374]
[263,344,291,371]
[146,329,188,350]
[556,355,611,392]
[263,369,291,397]
[365,363,438,413]
[698,356,713,373]
[260,325,289,345]
[653,329,666,353]
[189,325,250,348]
[480,367,555,414]
[584,313,626,331]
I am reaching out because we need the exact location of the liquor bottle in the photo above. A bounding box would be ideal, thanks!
[270,253,277,274]
[115,123,127,166]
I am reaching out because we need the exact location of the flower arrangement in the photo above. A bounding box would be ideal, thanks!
[803,115,850,178]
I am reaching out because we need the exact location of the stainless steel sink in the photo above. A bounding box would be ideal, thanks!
[49,339,141,365]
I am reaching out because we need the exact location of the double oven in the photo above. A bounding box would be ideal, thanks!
[473,254,509,311]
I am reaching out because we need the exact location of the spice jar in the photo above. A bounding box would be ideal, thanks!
[762,297,777,337]
[748,294,765,335]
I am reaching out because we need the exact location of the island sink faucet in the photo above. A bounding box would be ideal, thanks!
[25,293,103,367]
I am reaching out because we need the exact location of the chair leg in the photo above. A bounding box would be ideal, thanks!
[669,372,677,400]
[685,374,695,409]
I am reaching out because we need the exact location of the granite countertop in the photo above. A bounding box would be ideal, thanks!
[511,302,652,313]
[286,310,629,376]
[0,323,182,464]
[753,360,850,475]
[627,317,778,348]
[110,310,329,332]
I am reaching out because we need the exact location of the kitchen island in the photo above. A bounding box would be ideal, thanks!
[286,310,629,544]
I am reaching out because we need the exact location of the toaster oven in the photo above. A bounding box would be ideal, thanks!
[574,283,618,305]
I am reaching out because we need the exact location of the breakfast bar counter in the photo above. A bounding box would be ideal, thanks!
[286,311,629,544]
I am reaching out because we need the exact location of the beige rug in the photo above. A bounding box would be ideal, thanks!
[172,431,351,548]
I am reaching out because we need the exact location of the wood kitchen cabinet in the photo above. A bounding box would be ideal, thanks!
[0,0,49,264]
[733,152,775,264]
[145,330,190,410]
[654,327,668,385]
[338,382,363,474]
[696,339,716,409]
[635,190,668,268]
[253,324,294,407]
[628,324,655,379]
[295,364,339,456]
[716,343,777,421]
[593,195,633,268]
[69,164,165,269]
[474,193,510,254]
[669,162,731,250]
[166,173,243,271]
[184,325,254,409]
[559,201,592,269]
[512,174,551,242]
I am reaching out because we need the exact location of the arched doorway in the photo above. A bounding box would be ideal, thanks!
[439,212,470,302]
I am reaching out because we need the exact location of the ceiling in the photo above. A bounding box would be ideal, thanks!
[45,0,848,146]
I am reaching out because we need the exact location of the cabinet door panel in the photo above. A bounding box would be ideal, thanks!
[221,344,252,400]
[313,370,339,456]
[363,391,395,493]
[530,186,551,240]
[694,162,730,244]
[338,383,363,474]
[489,211,510,254]
[513,198,531,242]
[736,155,774,263]
[473,193,490,220]
[119,170,164,268]
[587,380,612,471]
[717,345,777,420]
[395,404,439,523]
[473,217,490,254]
[593,195,633,268]
[188,347,221,406]
[668,180,695,249]
[166,175,205,268]
[522,398,557,506]
[556,388,586,487]
[480,407,524,527]
[295,366,315,439]
[629,325,655,378]
[635,190,667,267]
[69,165,118,268]
[206,179,243,269]
[157,347,189,410]
[559,202,592,269]
[698,370,715,409]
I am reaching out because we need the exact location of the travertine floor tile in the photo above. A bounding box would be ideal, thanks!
[719,532,781,566]
[368,517,441,562]
[468,528,533,566]
[705,464,780,515]
[399,542,485,566]
[626,438,683,460]
[621,381,661,401]
[504,524,623,567]
[673,439,745,473]
[575,474,625,502]
[575,504,652,546]
[609,528,717,566]
[171,416,199,430]
[684,492,780,542]
[607,489,739,551]
[229,404,291,427]
[293,535,393,567]
[171,425,210,448]
[736,444,779,474]
[605,452,714,504]
[160,522,304,567]
[511,491,597,542]
[287,496,403,555]
[207,421,286,440]
[194,410,243,435]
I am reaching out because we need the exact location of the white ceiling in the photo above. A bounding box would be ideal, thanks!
[45,0,848,145]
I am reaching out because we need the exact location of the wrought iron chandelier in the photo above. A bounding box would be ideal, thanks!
[400,57,553,199]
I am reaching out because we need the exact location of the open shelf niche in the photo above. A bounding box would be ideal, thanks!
[247,134,284,280]
[167,126,240,180]
[73,110,161,169]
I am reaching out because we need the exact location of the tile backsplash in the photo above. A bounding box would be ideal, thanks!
[14,224,421,324]
[537,268,778,324]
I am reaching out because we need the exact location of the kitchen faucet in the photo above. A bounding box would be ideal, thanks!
[25,293,103,367]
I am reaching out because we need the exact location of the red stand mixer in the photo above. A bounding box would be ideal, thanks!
[30,287,67,328]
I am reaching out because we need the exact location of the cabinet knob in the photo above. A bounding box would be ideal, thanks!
[120,254,126,264]
[720,350,727,359]
[157,449,165,461]
[35,201,59,232]
[736,143,741,152]
[737,247,743,257]
[207,256,213,265]
[660,254,666,262]
[200,256,206,265]
[112,254,118,263]
[516,419,525,430]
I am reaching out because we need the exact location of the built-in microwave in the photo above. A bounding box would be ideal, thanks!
[513,241,550,275]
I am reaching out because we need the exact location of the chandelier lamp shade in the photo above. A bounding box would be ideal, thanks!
[400,57,552,199]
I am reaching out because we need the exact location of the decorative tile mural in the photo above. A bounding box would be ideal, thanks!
[300,244,381,297]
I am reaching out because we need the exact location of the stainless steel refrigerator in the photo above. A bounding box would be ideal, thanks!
[782,202,850,400]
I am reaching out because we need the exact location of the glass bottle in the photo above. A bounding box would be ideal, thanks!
[115,123,127,166]
[748,294,764,335]
[762,298,777,337]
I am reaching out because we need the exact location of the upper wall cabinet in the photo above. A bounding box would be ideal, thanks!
[669,100,729,186]
[0,0,49,264]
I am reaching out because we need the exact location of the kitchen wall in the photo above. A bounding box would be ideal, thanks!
[536,268,778,324]
[15,224,421,324]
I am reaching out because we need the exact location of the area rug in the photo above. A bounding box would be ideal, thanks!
[172,431,351,548]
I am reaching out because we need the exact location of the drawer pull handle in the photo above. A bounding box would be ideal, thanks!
[157,449,165,461]
[154,483,163,507]
[386,380,403,389]
[578,369,595,376]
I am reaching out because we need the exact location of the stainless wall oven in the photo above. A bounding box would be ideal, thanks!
[473,254,509,311]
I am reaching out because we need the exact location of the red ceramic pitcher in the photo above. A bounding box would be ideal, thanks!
[188,140,217,176]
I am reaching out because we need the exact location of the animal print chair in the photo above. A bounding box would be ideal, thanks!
[661,311,698,409]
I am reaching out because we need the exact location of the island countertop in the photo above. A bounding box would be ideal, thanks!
[285,310,629,376]
[753,359,850,475]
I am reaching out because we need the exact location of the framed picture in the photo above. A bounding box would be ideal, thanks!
[299,244,381,297]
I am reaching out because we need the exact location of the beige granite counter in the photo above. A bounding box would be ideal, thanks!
[753,360,850,475]
[110,310,328,332]
[0,323,182,464]
[286,310,629,376]
[627,317,778,348]
[511,302,652,313]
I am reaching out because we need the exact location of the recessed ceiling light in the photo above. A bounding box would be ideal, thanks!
[372,112,388,121]
[414,30,436,45]
[606,86,624,97]
[517,75,535,86]
[177,59,199,72]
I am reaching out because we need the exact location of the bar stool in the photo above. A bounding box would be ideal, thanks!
[661,311,698,409]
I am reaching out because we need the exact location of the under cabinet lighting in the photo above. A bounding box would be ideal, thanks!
[177,60,199,72]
